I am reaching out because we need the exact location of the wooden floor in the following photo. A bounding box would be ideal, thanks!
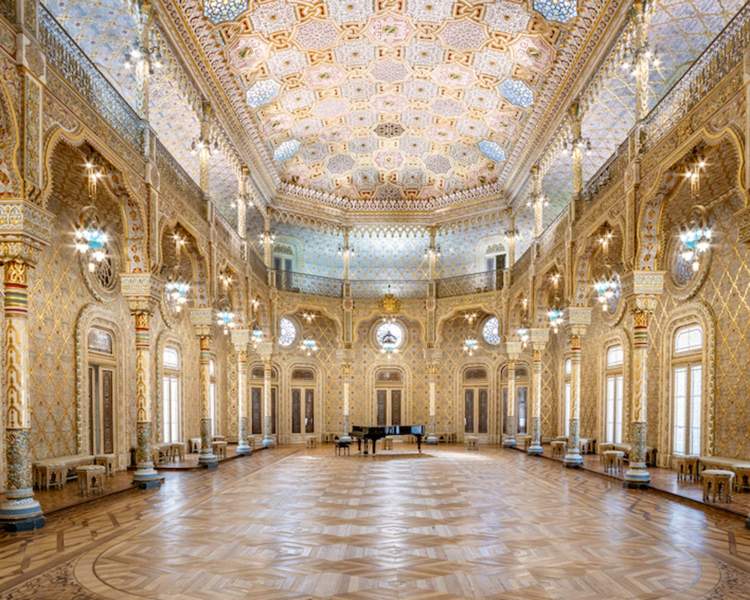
[2,445,750,599]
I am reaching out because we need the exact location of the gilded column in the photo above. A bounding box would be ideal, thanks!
[623,271,663,487]
[503,341,522,447]
[0,260,44,530]
[531,164,544,239]
[232,328,251,455]
[563,307,591,468]
[425,350,441,444]
[122,274,162,488]
[340,357,353,443]
[190,307,218,468]
[527,328,549,455]
[258,341,274,448]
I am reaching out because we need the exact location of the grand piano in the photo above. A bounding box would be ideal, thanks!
[350,425,426,454]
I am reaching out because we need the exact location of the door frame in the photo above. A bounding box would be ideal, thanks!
[368,365,411,428]
[287,363,323,444]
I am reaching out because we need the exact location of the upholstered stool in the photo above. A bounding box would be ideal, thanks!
[77,465,106,496]
[702,469,735,503]
[212,440,228,459]
[189,437,201,453]
[598,442,615,455]
[48,464,67,490]
[464,436,479,451]
[734,466,750,493]
[602,450,625,474]
[550,440,566,459]
[382,437,394,451]
[305,436,317,449]
[169,442,186,462]
[94,453,116,477]
[672,455,700,483]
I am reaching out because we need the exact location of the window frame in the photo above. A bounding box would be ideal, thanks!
[603,344,624,444]
[671,324,703,457]
[162,345,182,443]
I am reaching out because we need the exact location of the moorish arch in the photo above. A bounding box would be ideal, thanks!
[158,219,211,309]
[570,218,625,308]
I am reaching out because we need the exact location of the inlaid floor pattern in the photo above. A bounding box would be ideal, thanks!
[3,446,750,599]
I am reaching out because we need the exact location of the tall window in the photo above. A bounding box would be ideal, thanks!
[209,358,218,437]
[604,345,624,444]
[162,346,181,443]
[563,358,571,437]
[672,324,703,456]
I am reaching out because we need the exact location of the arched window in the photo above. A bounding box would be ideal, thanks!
[563,358,571,437]
[209,358,218,437]
[482,316,501,346]
[672,324,703,456]
[162,346,181,443]
[604,345,624,444]
[278,317,298,347]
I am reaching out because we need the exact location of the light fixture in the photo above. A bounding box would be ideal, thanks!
[561,134,592,157]
[219,268,233,290]
[547,308,564,333]
[301,311,316,324]
[83,160,104,197]
[337,245,355,256]
[165,278,190,313]
[463,338,479,356]
[378,317,400,358]
[75,162,109,273]
[424,245,441,259]
[547,270,564,333]
[299,338,319,356]
[251,325,264,348]
[592,227,620,312]
[464,312,478,325]
[259,231,276,245]
[123,27,163,79]
[682,149,707,196]
[172,231,186,251]
[679,210,712,274]
[216,309,236,335]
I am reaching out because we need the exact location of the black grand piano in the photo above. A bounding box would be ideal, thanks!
[350,425,425,454]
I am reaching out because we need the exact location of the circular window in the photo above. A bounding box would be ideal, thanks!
[482,316,501,346]
[278,317,297,347]
[80,242,120,302]
[375,320,405,352]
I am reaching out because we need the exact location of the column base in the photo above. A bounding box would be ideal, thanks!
[0,495,45,532]
[261,436,275,448]
[133,463,162,489]
[236,442,252,456]
[426,434,439,445]
[502,436,517,448]
[527,444,543,456]
[623,464,650,487]
[198,452,219,469]
[563,452,583,468]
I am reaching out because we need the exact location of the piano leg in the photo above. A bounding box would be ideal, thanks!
[371,439,377,455]
[357,438,363,454]
[417,435,422,453]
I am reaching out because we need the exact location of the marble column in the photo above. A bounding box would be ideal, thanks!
[232,329,251,455]
[563,307,591,468]
[0,260,44,531]
[340,362,352,443]
[261,357,275,448]
[198,335,219,467]
[503,341,522,447]
[527,328,549,455]
[132,310,161,488]
[426,362,439,444]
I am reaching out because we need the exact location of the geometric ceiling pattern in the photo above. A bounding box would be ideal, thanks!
[207,0,575,203]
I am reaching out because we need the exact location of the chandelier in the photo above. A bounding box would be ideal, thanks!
[165,277,190,313]
[301,311,316,324]
[378,317,401,358]
[218,268,233,291]
[592,227,620,311]
[189,135,218,157]
[216,306,236,335]
[299,339,319,356]
[75,161,109,273]
[464,312,478,325]
[517,327,530,348]
[251,325,264,348]
[547,308,564,334]
[123,25,163,79]
[463,338,479,356]
[679,221,712,273]
[258,231,276,245]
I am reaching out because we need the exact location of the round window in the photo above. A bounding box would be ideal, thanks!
[375,320,405,352]
[278,317,297,347]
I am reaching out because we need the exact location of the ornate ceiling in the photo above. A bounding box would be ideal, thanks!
[186,0,610,209]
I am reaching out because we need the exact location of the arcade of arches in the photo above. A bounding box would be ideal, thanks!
[1,0,750,598]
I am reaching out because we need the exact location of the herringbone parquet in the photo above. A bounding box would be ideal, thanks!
[2,446,750,599]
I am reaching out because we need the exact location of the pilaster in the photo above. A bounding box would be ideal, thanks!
[336,348,354,442]
[231,328,251,455]
[190,307,219,468]
[424,349,441,444]
[503,340,522,447]
[562,306,591,468]
[527,328,549,455]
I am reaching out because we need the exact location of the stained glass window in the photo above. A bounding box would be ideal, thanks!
[482,317,501,346]
[478,140,506,162]
[499,79,534,108]
[533,0,577,23]
[278,317,297,347]
[274,139,301,162]
[246,79,280,108]
[204,0,248,24]
[376,321,404,351]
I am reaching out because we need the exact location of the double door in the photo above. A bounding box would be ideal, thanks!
[376,388,402,426]
[464,387,489,437]
[89,364,115,455]
[250,385,277,436]
[291,387,315,435]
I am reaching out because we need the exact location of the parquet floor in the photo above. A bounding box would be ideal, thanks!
[2,445,750,599]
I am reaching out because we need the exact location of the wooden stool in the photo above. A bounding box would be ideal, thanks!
[48,464,67,490]
[602,450,625,474]
[305,436,317,449]
[672,455,700,483]
[94,454,116,477]
[734,466,750,493]
[464,436,479,451]
[169,442,186,462]
[550,440,566,459]
[382,438,394,451]
[189,437,201,453]
[702,469,735,503]
[76,465,106,496]
[212,440,227,459]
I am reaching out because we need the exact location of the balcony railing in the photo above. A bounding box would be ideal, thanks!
[436,271,503,298]
[349,279,429,299]
[273,270,343,298]
[39,5,144,151]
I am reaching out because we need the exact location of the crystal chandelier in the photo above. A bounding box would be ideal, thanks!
[592,228,620,312]
[216,309,236,335]
[189,135,218,157]
[299,339,319,356]
[165,277,190,313]
[251,325,264,348]
[679,221,712,273]
[463,338,479,356]
[517,327,530,348]
[547,271,564,334]
[463,312,478,325]
[516,297,531,347]
[74,161,109,273]
[123,23,163,79]
[302,311,316,324]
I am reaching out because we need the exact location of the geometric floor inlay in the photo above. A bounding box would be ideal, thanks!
[2,445,750,599]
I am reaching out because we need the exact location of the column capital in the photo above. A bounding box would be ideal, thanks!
[529,327,549,351]
[622,270,664,306]
[505,340,523,360]
[0,201,53,266]
[121,273,162,314]
[564,306,591,337]
[189,307,214,337]
[336,348,354,364]
[230,328,250,350]
[257,340,274,360]
[423,348,442,364]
